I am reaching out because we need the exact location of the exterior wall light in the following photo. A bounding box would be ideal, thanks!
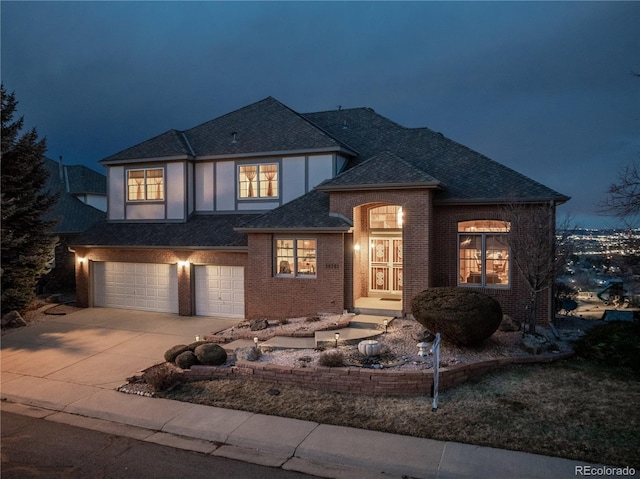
[77,257,86,264]
[354,243,360,252]
[178,260,190,268]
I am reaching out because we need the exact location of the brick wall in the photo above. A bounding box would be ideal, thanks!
[183,351,574,396]
[245,233,347,320]
[432,204,553,324]
[329,189,434,317]
[74,247,247,315]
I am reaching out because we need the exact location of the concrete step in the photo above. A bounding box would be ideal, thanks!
[348,314,394,330]
[315,327,382,347]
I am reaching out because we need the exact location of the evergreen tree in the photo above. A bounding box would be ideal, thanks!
[1,84,58,315]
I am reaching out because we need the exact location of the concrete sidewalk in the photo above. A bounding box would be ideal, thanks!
[0,308,623,479]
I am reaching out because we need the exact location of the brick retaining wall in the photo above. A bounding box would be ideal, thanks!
[182,351,575,396]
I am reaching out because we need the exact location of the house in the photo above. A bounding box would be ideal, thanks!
[73,97,569,322]
[40,156,106,293]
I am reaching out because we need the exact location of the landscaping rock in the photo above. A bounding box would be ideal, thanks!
[1,310,27,329]
[499,315,521,332]
[250,318,269,331]
[521,334,548,355]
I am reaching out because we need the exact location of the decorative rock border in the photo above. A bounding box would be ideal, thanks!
[181,351,575,396]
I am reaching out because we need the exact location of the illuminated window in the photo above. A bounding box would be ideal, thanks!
[239,164,279,198]
[458,220,510,287]
[369,205,403,229]
[275,238,316,278]
[127,168,164,201]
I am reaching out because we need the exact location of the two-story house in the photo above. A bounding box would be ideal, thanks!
[73,97,568,323]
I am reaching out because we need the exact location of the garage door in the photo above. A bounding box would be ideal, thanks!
[195,265,244,318]
[93,262,178,313]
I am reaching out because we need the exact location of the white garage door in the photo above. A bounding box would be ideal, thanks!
[93,262,179,313]
[195,265,244,318]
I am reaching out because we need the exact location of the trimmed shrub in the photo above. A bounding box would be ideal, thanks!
[164,344,190,363]
[143,363,182,392]
[319,350,344,367]
[175,351,199,369]
[194,343,228,366]
[411,287,503,346]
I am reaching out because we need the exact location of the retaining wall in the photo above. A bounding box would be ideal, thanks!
[182,351,574,396]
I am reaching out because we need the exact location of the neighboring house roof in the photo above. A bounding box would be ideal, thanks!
[73,214,259,249]
[41,157,106,235]
[236,190,352,232]
[103,97,357,163]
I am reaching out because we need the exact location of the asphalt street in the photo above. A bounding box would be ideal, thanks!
[1,411,320,479]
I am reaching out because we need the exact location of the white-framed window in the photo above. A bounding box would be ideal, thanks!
[458,220,510,287]
[275,238,316,278]
[127,168,164,201]
[238,163,279,199]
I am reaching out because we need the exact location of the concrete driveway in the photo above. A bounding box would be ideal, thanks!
[1,308,242,390]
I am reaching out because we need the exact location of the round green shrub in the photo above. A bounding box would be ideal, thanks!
[411,287,503,346]
[164,344,190,363]
[194,343,228,366]
[175,351,199,369]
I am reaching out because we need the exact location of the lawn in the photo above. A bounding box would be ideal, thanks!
[161,357,640,468]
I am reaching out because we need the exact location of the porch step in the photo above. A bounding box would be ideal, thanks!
[315,327,382,348]
[356,307,402,317]
[348,314,395,330]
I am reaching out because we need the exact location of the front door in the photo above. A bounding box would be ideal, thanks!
[369,237,403,295]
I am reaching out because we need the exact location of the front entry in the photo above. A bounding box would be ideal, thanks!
[369,236,403,296]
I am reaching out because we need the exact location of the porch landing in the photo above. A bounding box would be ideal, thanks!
[355,297,402,317]
[223,314,394,351]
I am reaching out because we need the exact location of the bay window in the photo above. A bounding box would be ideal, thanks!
[458,220,510,287]
[275,238,316,277]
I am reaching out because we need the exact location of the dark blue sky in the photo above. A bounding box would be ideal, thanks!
[2,1,638,228]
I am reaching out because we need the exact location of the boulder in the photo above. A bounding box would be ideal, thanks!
[250,318,269,331]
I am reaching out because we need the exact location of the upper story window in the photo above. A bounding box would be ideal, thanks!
[275,238,316,278]
[458,220,510,287]
[127,168,164,201]
[238,164,279,199]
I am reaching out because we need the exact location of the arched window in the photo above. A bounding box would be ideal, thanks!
[458,220,510,287]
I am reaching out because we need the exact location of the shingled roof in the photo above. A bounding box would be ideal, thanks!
[236,189,351,232]
[103,97,357,163]
[303,107,569,203]
[73,214,259,249]
[42,157,106,234]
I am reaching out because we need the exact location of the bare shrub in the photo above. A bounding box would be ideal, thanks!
[318,350,344,367]
[143,363,182,392]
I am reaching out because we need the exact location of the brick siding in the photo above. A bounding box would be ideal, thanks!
[74,247,246,315]
[245,233,347,319]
